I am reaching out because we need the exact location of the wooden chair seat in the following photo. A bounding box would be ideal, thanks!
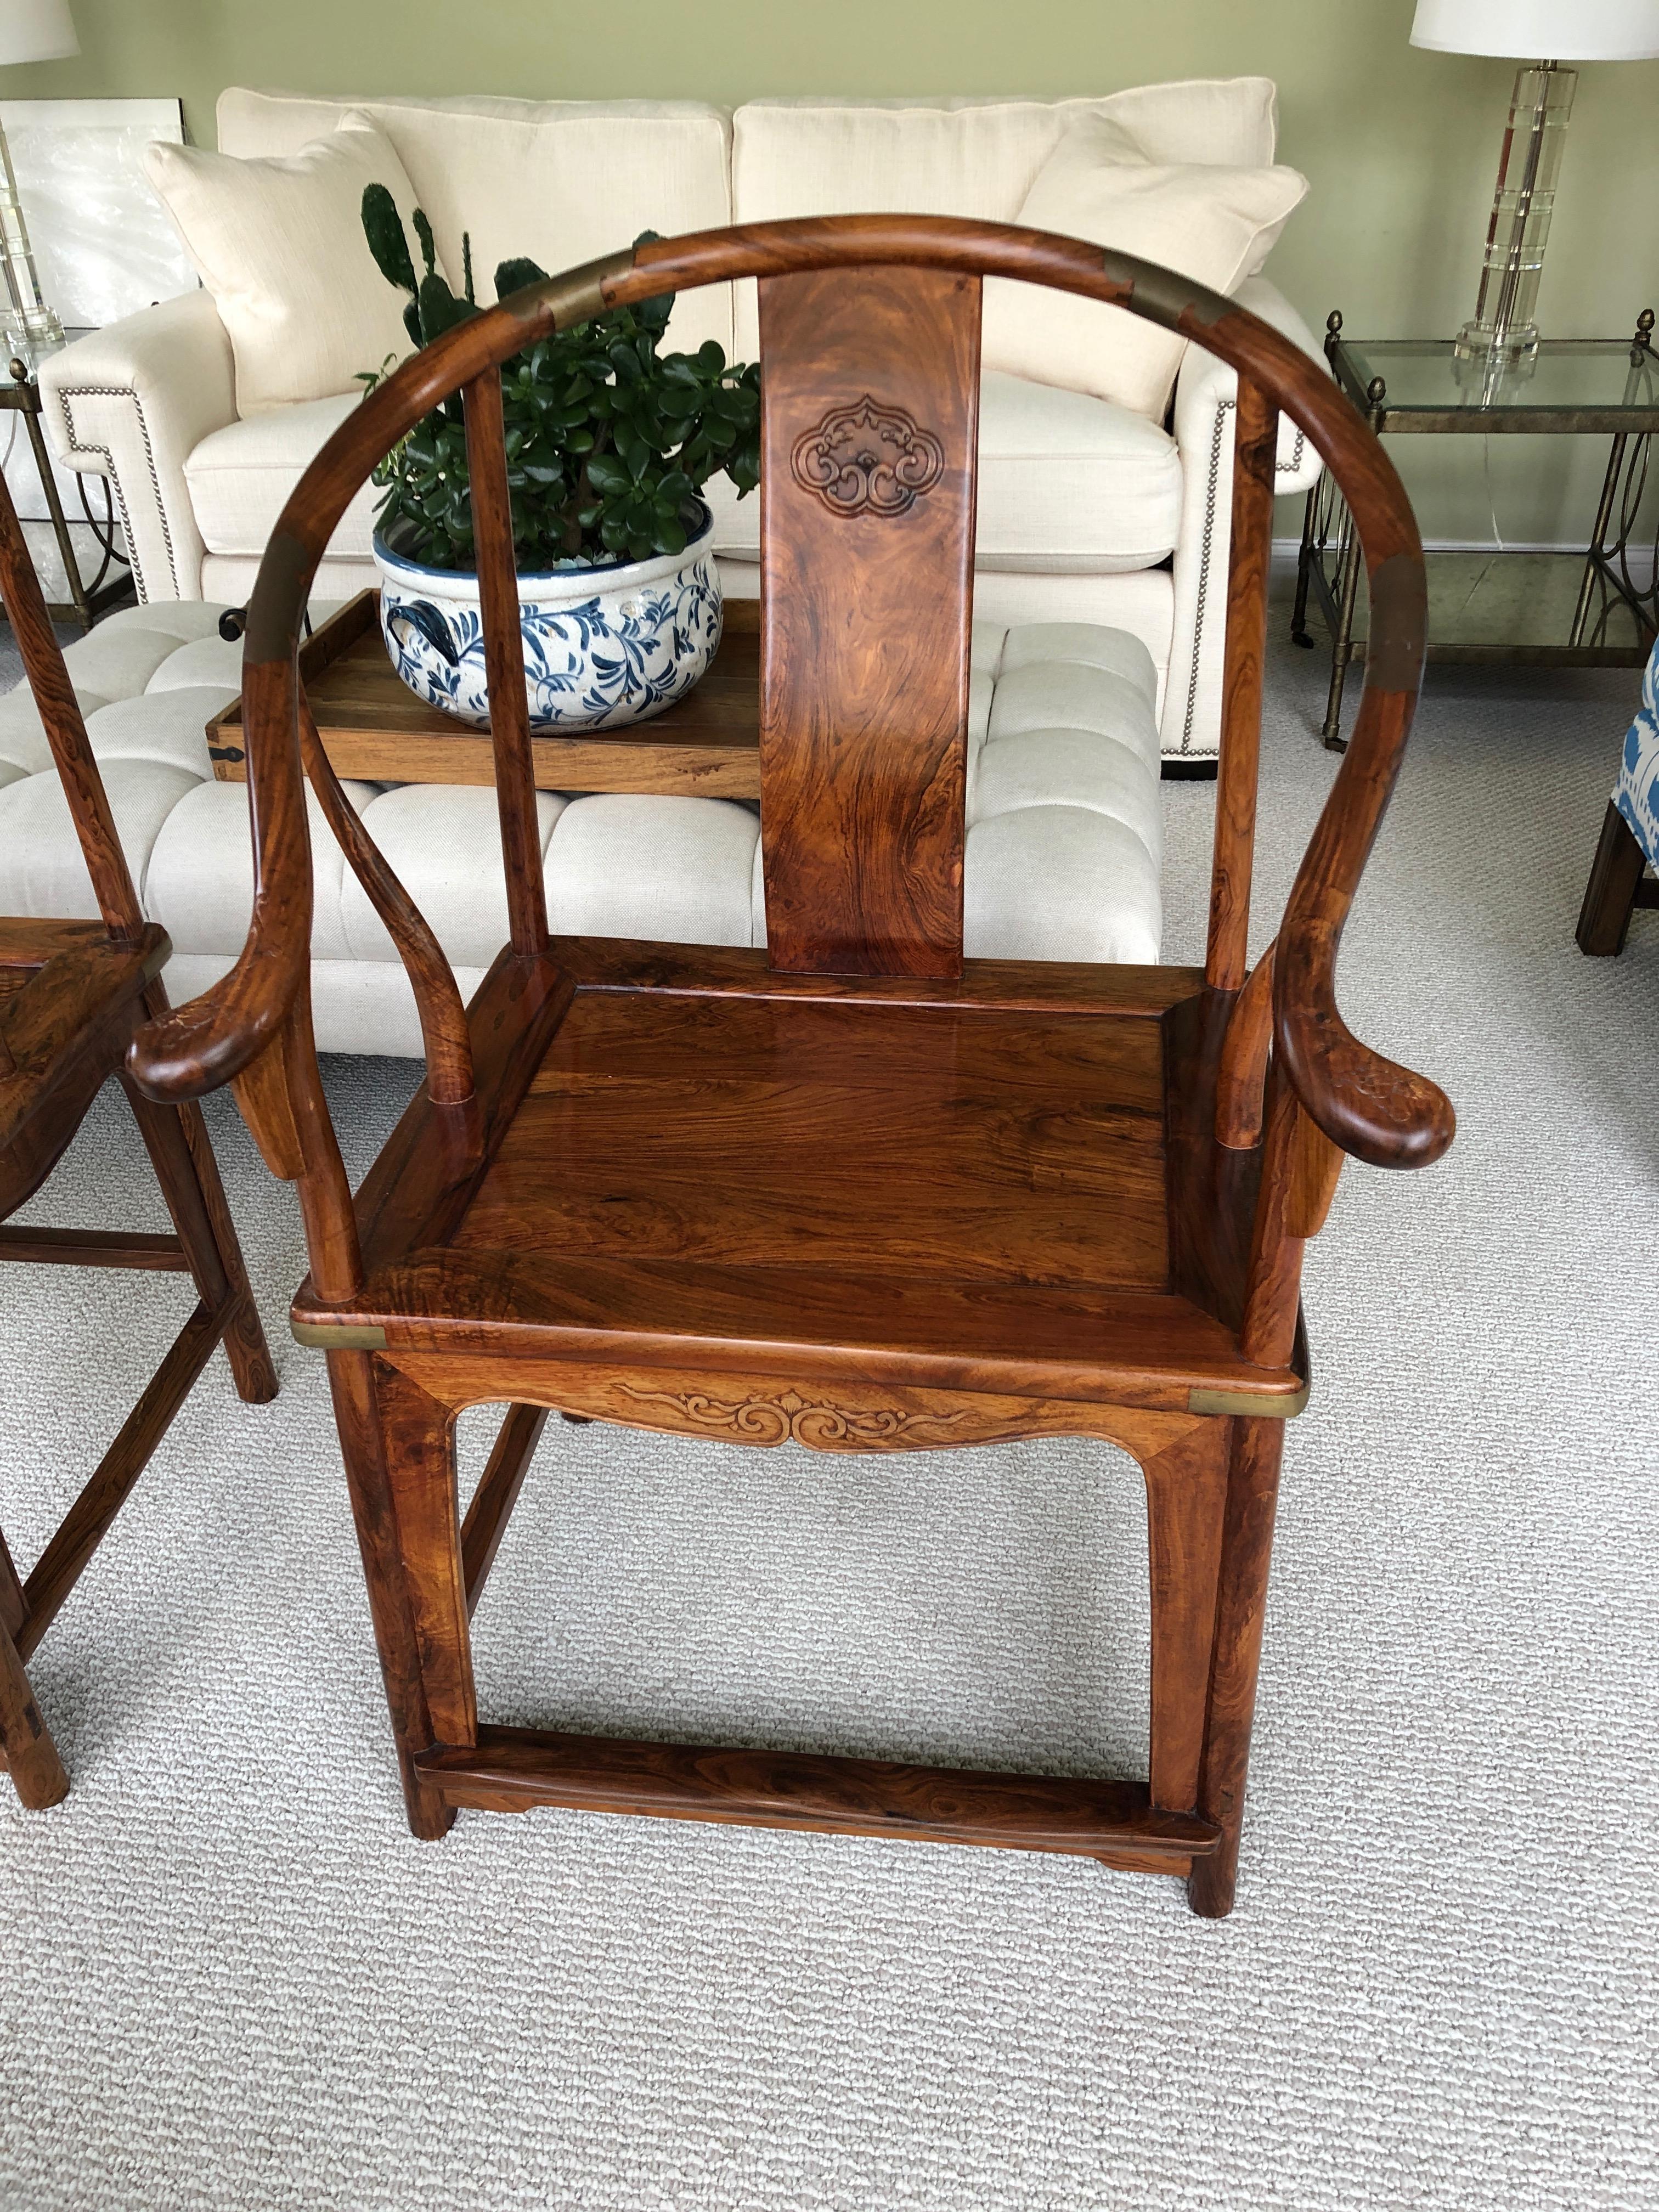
[295,941,1305,1422]
[0,919,171,1210]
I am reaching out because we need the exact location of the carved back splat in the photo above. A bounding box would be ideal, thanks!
[758,266,980,979]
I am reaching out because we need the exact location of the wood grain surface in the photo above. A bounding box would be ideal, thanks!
[416,1725,1220,1860]
[758,266,979,977]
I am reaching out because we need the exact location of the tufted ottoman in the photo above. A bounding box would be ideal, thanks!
[0,602,1164,1054]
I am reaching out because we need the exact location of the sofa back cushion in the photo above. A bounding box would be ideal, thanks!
[145,118,424,415]
[982,119,1308,416]
[729,80,1279,358]
[216,90,735,360]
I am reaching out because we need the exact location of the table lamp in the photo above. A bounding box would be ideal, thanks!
[0,0,77,356]
[1412,0,1659,365]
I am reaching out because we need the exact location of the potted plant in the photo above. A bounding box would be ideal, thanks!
[359,188,760,733]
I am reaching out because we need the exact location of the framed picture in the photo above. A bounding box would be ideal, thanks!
[0,95,197,330]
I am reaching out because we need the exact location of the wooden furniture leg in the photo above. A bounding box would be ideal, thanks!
[1141,1421,1231,1819]
[18,1299,227,1661]
[326,1350,455,1839]
[121,1070,278,1406]
[1187,1417,1286,1918]
[0,1612,68,1807]
[0,1528,65,1807]
[0,1526,24,1640]
[378,1360,478,1771]
[461,1404,550,1616]
[1577,800,1654,956]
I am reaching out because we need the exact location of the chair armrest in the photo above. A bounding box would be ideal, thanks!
[38,292,236,602]
[1274,674,1455,1172]
[1161,275,1327,760]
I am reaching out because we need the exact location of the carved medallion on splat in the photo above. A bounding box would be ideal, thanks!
[789,394,946,519]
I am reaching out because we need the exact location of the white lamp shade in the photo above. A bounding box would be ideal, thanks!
[1412,0,1659,58]
[0,0,77,65]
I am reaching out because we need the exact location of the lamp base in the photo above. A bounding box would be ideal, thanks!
[0,119,66,374]
[1454,318,1539,365]
[1461,61,1575,372]
[3,304,65,369]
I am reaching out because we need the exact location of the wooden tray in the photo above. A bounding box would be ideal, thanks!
[207,589,761,799]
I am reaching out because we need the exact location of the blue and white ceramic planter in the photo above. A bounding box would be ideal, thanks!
[373,502,722,733]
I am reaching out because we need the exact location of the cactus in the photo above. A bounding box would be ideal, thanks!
[358,189,759,572]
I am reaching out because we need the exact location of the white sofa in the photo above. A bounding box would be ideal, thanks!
[39,81,1323,765]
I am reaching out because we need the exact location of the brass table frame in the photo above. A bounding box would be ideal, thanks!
[1293,311,1659,750]
[0,347,134,633]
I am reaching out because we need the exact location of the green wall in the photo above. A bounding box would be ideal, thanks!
[9,0,1658,543]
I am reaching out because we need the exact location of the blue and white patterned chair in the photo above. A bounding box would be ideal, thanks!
[1578,635,1659,955]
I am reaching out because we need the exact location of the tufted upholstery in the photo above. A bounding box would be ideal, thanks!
[0,602,1164,1058]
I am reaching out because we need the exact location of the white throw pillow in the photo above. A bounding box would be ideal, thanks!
[981,116,1307,420]
[144,117,422,416]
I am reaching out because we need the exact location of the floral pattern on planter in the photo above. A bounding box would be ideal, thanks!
[374,504,723,735]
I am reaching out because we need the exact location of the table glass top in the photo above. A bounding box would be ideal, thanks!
[1333,333,1659,417]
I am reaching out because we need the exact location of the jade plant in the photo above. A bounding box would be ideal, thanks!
[358,185,760,572]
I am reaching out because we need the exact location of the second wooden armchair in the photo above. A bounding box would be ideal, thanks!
[0,476,277,1809]
[128,216,1453,1917]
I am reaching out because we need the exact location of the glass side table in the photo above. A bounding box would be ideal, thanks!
[0,329,134,631]
[1291,311,1658,749]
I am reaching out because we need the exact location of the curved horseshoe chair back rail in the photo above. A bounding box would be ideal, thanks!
[126,218,1453,1916]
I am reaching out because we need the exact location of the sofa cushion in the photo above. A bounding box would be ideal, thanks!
[342,785,567,967]
[145,778,375,965]
[216,89,736,360]
[730,81,1279,358]
[983,117,1307,416]
[187,395,381,560]
[0,756,202,921]
[196,372,1181,577]
[144,119,422,415]
[81,690,238,780]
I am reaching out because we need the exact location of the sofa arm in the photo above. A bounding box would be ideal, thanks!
[38,290,235,604]
[1161,275,1327,761]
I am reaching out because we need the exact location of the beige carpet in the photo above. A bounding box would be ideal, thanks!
[0,628,1654,2211]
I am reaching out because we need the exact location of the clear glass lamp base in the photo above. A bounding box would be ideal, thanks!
[2,306,65,370]
[1454,319,1540,366]
[1455,61,1575,387]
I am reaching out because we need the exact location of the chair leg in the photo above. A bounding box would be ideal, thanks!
[0,1613,69,1808]
[1577,801,1649,957]
[0,1526,24,1643]
[120,1075,278,1407]
[326,1350,474,1840]
[1186,1417,1286,1919]
[1140,1419,1230,1816]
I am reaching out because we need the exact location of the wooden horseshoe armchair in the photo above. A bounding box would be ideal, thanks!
[128,217,1453,1916]
[0,477,278,1810]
